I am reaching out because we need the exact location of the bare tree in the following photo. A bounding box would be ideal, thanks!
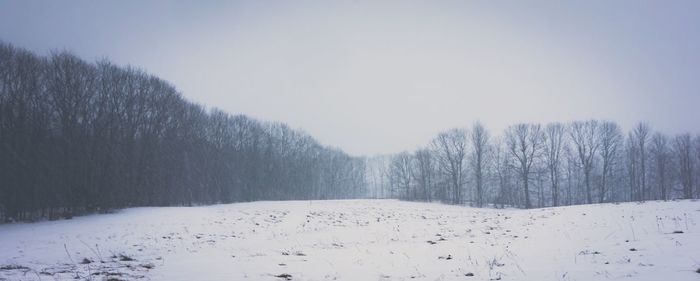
[650,133,670,200]
[543,123,565,206]
[673,134,693,199]
[491,138,514,208]
[432,129,468,204]
[365,155,392,199]
[625,134,640,201]
[505,124,543,209]
[564,145,578,205]
[413,148,435,201]
[470,122,490,207]
[390,152,414,200]
[632,123,651,200]
[598,121,622,202]
[569,120,600,204]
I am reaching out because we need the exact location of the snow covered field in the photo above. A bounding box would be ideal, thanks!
[0,200,698,281]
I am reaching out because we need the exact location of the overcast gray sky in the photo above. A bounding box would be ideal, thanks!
[1,1,699,156]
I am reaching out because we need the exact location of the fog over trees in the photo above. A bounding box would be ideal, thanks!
[0,42,365,222]
[2,41,700,223]
[366,120,700,208]
[369,121,700,208]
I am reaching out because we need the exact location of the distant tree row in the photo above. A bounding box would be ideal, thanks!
[368,121,700,208]
[0,42,365,222]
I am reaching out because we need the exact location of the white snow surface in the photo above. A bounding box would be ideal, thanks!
[0,199,699,281]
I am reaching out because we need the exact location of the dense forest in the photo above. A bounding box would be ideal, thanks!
[0,42,366,222]
[367,121,700,208]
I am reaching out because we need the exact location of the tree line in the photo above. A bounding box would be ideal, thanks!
[367,121,700,208]
[2,40,698,222]
[0,42,366,222]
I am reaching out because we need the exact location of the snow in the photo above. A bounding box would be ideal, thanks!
[1,199,699,281]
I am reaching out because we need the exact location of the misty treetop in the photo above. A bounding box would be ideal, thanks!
[367,120,700,208]
[0,42,365,222]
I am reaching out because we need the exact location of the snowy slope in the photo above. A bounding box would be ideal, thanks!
[0,200,698,281]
